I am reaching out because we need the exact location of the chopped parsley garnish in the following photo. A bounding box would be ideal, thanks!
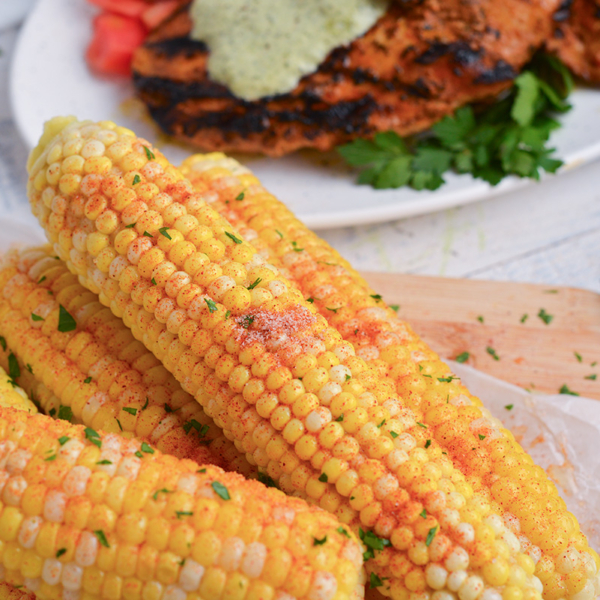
[338,54,572,191]
[235,191,245,201]
[96,460,112,465]
[57,406,72,422]
[241,315,255,329]
[183,420,209,437]
[420,509,427,518]
[132,174,141,185]
[505,404,514,410]
[477,315,484,323]
[337,526,350,538]
[345,374,351,382]
[212,481,230,500]
[257,472,278,488]
[58,305,77,333]
[390,304,400,312]
[143,146,155,160]
[58,436,69,446]
[197,468,206,474]
[478,434,486,440]
[225,310,231,320]
[94,530,110,548]
[31,313,44,322]
[38,276,47,284]
[152,488,172,501]
[559,384,579,396]
[538,308,554,325]
[520,313,529,323]
[143,231,153,238]
[486,346,500,361]
[313,536,328,546]
[176,511,194,519]
[123,407,137,416]
[544,289,559,294]
[455,352,470,363]
[151,278,157,286]
[56,548,67,558]
[369,573,387,589]
[291,241,303,252]
[247,277,262,290]
[83,376,92,384]
[275,229,284,238]
[416,422,427,428]
[426,526,438,546]
[164,404,173,413]
[142,397,149,410]
[158,227,171,240]
[358,528,391,561]
[390,431,398,438]
[370,294,382,302]
[318,473,328,483]
[8,353,20,380]
[326,307,338,313]
[425,439,431,449]
[26,364,33,374]
[225,231,242,245]
[437,376,458,383]
[377,419,386,428]
[141,442,154,454]
[306,297,314,303]
[205,298,218,313]
[574,351,583,362]
[116,419,123,432]
[84,427,102,448]
[45,454,57,461]
[125,223,136,228]
[585,374,597,380]
[335,414,344,422]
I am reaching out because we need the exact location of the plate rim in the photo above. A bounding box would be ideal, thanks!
[10,0,600,230]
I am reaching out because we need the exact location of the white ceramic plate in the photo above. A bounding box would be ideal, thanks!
[11,0,600,229]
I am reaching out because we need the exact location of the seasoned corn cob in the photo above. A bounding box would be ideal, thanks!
[26,118,590,600]
[0,366,37,415]
[0,583,34,600]
[181,153,600,600]
[0,245,252,474]
[0,406,363,600]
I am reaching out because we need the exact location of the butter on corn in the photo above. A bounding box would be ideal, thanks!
[0,245,251,475]
[26,118,598,600]
[0,407,363,600]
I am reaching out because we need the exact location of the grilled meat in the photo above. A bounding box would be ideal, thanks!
[546,0,600,82]
[132,0,561,156]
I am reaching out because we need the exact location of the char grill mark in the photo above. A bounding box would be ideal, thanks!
[132,0,561,156]
[547,0,600,82]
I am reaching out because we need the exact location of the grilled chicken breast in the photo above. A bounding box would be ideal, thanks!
[547,0,600,82]
[132,0,561,156]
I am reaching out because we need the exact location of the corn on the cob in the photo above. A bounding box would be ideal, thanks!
[0,583,34,600]
[26,118,594,600]
[0,406,363,600]
[0,367,37,416]
[0,245,252,475]
[181,153,600,600]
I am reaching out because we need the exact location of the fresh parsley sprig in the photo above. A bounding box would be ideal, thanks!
[338,54,573,191]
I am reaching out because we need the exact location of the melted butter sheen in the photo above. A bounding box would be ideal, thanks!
[190,0,389,101]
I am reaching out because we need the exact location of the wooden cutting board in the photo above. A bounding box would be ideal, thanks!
[361,272,600,400]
